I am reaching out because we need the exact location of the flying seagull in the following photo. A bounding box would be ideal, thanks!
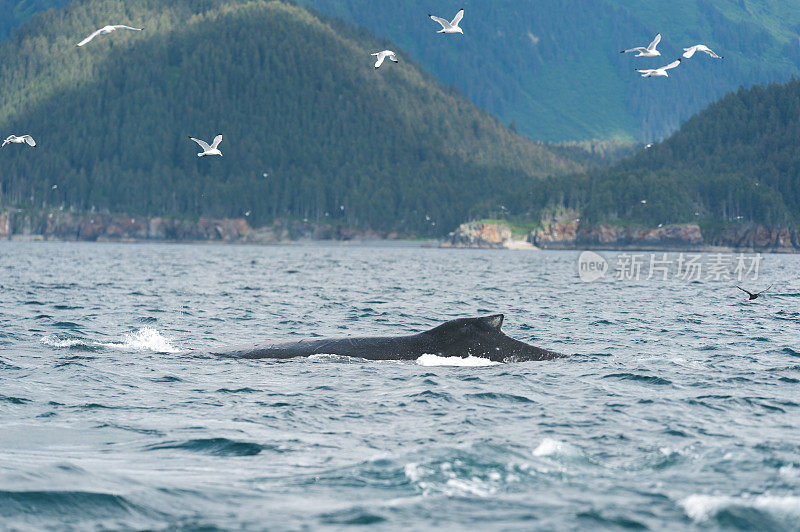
[77,25,143,47]
[636,58,682,77]
[429,9,464,34]
[371,50,398,69]
[737,284,772,300]
[2,135,36,147]
[682,44,723,59]
[189,134,223,157]
[621,33,662,57]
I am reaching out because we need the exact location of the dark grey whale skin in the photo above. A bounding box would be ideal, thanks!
[216,315,565,363]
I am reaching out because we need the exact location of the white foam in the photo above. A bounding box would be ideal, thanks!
[533,438,575,457]
[404,462,423,483]
[779,465,799,480]
[42,327,178,354]
[308,353,364,363]
[108,328,178,353]
[415,353,499,367]
[681,494,800,522]
[41,336,89,348]
[444,477,497,497]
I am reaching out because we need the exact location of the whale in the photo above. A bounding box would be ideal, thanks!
[215,314,564,363]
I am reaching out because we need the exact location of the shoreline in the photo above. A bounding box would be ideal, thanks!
[1,235,795,253]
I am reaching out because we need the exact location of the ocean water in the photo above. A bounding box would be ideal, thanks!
[1,241,799,531]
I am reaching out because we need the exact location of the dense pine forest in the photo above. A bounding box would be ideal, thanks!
[0,0,69,40]
[0,0,584,235]
[533,79,800,229]
[300,0,800,142]
[5,1,800,142]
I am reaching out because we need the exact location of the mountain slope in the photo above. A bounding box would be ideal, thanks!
[0,0,69,40]
[300,0,800,142]
[0,0,583,235]
[7,0,799,143]
[541,79,800,229]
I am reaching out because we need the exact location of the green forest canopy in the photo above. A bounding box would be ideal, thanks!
[0,0,584,235]
[530,78,800,230]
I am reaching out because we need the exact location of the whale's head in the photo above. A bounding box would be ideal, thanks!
[424,314,562,362]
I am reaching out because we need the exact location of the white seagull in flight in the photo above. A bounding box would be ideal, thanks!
[77,25,143,47]
[621,33,662,57]
[683,44,724,59]
[429,9,464,34]
[2,135,36,147]
[636,58,682,77]
[371,50,398,69]
[189,134,223,157]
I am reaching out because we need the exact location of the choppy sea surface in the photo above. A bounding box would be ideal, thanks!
[1,241,799,531]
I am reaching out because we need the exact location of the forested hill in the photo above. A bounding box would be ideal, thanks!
[0,0,583,236]
[7,1,800,143]
[7,0,800,142]
[300,0,800,142]
[539,79,800,229]
[0,0,69,40]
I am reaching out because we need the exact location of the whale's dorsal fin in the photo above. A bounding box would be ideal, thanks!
[480,314,504,330]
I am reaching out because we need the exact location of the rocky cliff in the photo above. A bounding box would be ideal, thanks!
[0,210,402,243]
[443,214,799,252]
[441,222,535,249]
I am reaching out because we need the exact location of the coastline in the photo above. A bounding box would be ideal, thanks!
[2,210,797,252]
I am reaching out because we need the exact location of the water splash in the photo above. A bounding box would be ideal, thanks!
[416,354,499,367]
[42,328,178,354]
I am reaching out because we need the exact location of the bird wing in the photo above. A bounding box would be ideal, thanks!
[755,284,774,296]
[22,135,36,146]
[211,134,223,149]
[77,28,103,46]
[622,47,647,54]
[647,33,661,51]
[428,14,449,28]
[701,46,722,58]
[189,137,211,151]
[682,45,698,58]
[663,59,681,70]
[112,25,143,31]
[374,54,386,68]
[737,286,754,297]
[451,9,464,26]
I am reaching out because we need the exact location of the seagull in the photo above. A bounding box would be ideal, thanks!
[621,33,661,57]
[683,44,723,59]
[188,134,223,157]
[77,25,143,47]
[637,58,682,77]
[429,9,464,34]
[2,135,36,147]
[737,284,773,300]
[371,50,398,69]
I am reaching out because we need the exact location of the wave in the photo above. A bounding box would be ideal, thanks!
[41,327,178,354]
[680,494,800,527]
[145,438,273,456]
[0,490,150,519]
[603,373,673,385]
[416,354,499,367]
